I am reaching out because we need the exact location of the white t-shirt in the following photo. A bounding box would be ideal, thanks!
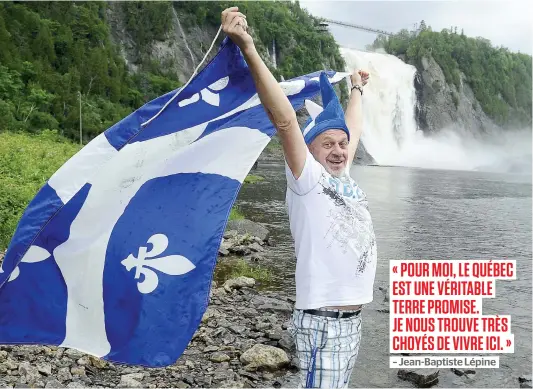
[285,150,377,310]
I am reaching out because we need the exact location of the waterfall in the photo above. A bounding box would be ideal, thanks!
[340,48,532,174]
[341,48,418,165]
[272,39,277,69]
[172,6,196,70]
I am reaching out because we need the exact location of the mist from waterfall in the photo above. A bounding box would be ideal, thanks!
[341,47,532,175]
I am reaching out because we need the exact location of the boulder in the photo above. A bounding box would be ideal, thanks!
[226,219,269,242]
[398,369,439,388]
[251,295,292,313]
[239,344,289,371]
[223,276,256,292]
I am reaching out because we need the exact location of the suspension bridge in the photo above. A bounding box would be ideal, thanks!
[319,18,395,36]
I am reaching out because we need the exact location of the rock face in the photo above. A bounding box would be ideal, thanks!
[414,55,500,134]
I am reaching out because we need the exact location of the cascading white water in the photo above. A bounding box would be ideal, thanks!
[340,47,532,174]
[341,48,419,165]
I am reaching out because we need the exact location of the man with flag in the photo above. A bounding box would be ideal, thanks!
[0,4,374,386]
[222,7,377,389]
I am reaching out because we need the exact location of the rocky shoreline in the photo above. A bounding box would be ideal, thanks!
[0,220,301,389]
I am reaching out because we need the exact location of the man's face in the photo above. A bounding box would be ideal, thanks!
[308,129,349,177]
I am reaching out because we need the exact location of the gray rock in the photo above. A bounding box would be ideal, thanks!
[66,382,85,388]
[45,378,64,388]
[230,245,251,256]
[56,367,72,382]
[520,375,532,388]
[5,358,18,370]
[89,356,108,369]
[251,253,263,262]
[0,350,7,362]
[118,373,144,388]
[252,296,292,313]
[229,325,247,335]
[36,363,52,376]
[182,375,195,385]
[378,286,389,303]
[241,308,259,318]
[398,369,439,388]
[18,362,41,385]
[210,352,231,363]
[64,348,84,359]
[218,380,245,388]
[218,247,230,256]
[226,219,270,242]
[238,370,260,381]
[223,276,256,292]
[212,368,233,383]
[224,230,239,239]
[290,356,300,369]
[249,242,264,252]
[196,376,213,387]
[266,327,282,341]
[451,368,464,376]
[76,356,90,366]
[239,344,289,371]
[202,307,223,323]
[278,333,295,351]
[204,345,219,353]
[70,366,85,376]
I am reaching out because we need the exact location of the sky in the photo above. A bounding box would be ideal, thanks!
[299,0,533,54]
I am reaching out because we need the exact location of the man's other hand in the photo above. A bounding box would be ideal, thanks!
[351,70,370,87]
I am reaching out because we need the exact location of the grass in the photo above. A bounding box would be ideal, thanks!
[244,174,264,184]
[226,258,272,283]
[0,130,81,250]
[228,206,245,221]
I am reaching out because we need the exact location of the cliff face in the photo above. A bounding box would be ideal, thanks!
[106,3,226,84]
[414,55,501,135]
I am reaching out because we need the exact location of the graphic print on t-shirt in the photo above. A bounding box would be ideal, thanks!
[319,172,376,276]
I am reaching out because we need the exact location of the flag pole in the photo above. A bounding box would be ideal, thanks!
[78,91,82,145]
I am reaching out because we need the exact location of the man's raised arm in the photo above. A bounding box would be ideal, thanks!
[221,7,307,179]
[345,70,369,167]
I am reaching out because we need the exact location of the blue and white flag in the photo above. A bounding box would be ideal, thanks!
[0,38,348,367]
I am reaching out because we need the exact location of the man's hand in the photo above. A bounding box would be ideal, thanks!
[351,70,370,88]
[221,7,254,53]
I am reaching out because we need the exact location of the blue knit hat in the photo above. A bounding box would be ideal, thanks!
[302,72,350,144]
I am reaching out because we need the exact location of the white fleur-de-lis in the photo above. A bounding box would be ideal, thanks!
[0,246,51,282]
[121,234,195,294]
[178,76,229,108]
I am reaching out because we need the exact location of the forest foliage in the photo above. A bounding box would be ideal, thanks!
[0,1,346,143]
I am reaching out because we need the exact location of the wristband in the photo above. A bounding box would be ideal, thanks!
[351,84,363,95]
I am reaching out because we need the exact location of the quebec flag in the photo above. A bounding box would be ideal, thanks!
[0,38,348,367]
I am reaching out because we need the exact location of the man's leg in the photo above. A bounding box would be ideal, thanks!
[288,309,363,388]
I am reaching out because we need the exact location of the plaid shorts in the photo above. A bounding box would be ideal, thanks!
[288,308,363,388]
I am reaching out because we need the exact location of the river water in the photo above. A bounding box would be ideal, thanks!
[234,161,532,388]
